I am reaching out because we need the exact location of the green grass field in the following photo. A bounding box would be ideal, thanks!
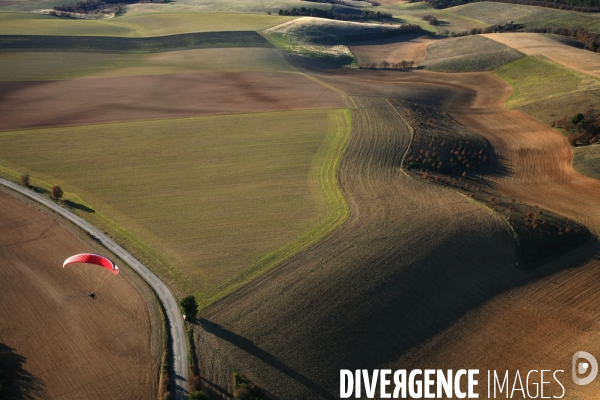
[0,47,292,80]
[495,55,600,110]
[0,110,350,306]
[420,35,523,71]
[0,12,294,36]
[0,31,273,54]
[450,2,600,33]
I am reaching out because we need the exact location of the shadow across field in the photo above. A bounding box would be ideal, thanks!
[0,343,46,399]
[0,31,273,53]
[63,199,95,213]
[195,96,599,398]
[197,319,334,400]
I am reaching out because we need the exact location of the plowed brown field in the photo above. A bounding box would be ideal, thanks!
[194,96,525,398]
[0,71,346,130]
[193,65,600,399]
[349,34,437,68]
[0,191,158,399]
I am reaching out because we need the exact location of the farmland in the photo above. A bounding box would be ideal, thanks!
[450,1,600,32]
[495,55,600,125]
[349,34,438,68]
[419,34,524,71]
[0,191,160,399]
[195,96,521,398]
[0,72,347,130]
[0,12,294,36]
[0,109,350,304]
[0,48,293,81]
[0,32,273,53]
[4,4,600,400]
[191,64,600,398]
[573,144,600,180]
[264,17,422,65]
[485,32,600,79]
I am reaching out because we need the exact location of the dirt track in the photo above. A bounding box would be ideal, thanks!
[0,192,158,399]
[0,71,346,130]
[194,66,600,398]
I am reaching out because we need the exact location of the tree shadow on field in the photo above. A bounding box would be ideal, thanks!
[483,146,513,182]
[63,199,95,213]
[196,319,335,400]
[0,343,46,399]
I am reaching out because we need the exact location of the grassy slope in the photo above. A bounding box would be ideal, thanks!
[573,145,600,181]
[0,48,293,80]
[495,55,600,122]
[0,12,294,36]
[0,110,351,306]
[450,1,600,33]
[264,17,420,65]
[420,34,524,72]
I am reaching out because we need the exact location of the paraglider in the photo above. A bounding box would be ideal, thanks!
[63,253,119,298]
[63,253,119,275]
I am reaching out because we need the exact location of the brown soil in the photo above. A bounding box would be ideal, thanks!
[194,96,522,398]
[0,71,347,131]
[349,34,438,67]
[193,65,600,399]
[0,191,158,399]
[484,32,600,79]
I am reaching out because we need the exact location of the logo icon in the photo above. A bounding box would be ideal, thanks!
[572,351,598,385]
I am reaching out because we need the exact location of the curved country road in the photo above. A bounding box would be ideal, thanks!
[0,177,189,399]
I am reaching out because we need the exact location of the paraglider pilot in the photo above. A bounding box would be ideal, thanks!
[89,291,96,300]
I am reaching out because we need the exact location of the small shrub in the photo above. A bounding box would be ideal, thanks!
[20,173,30,188]
[189,391,209,400]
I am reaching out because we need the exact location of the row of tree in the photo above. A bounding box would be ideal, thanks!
[20,173,63,200]
[278,7,393,19]
[423,0,600,12]
[362,60,415,69]
[526,26,600,52]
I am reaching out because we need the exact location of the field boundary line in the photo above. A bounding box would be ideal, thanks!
[0,176,189,400]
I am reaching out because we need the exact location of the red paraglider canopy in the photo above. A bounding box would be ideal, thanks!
[63,253,119,275]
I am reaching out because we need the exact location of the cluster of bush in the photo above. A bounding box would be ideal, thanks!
[554,107,600,146]
[422,14,440,25]
[278,7,392,19]
[233,372,265,400]
[440,21,521,36]
[422,0,600,12]
[362,60,415,69]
